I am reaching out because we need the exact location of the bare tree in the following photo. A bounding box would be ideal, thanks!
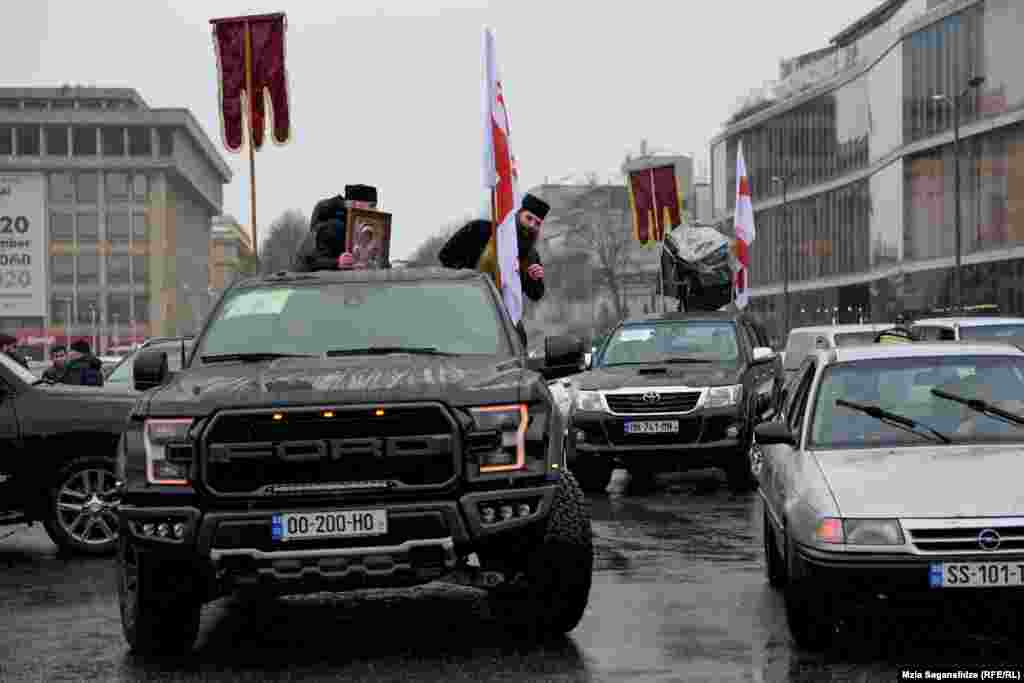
[561,179,634,321]
[406,216,472,267]
[259,209,308,274]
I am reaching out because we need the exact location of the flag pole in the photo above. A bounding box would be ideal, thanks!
[243,20,258,262]
[490,189,501,290]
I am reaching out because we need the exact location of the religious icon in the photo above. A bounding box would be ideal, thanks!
[344,208,392,270]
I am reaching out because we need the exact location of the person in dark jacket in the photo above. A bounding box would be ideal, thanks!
[0,334,29,369]
[41,345,67,382]
[57,340,104,386]
[438,193,549,344]
[293,184,379,272]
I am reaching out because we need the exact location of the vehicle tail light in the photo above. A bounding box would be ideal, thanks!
[144,418,194,485]
[815,517,844,544]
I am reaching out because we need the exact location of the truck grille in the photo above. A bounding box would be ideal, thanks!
[605,390,702,415]
[904,520,1024,555]
[200,404,458,496]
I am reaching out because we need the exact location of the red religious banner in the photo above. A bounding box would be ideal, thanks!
[210,13,291,152]
[627,165,684,245]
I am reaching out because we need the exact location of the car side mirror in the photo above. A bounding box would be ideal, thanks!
[541,335,585,380]
[752,346,777,364]
[754,422,796,447]
[133,350,169,392]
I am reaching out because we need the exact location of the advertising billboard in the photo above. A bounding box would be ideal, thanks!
[0,173,46,318]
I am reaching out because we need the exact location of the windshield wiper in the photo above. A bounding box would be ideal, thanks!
[836,398,952,444]
[663,358,713,364]
[325,347,457,357]
[931,388,1024,428]
[200,352,319,364]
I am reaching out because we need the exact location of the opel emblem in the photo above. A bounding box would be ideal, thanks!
[978,528,1001,551]
[642,391,661,403]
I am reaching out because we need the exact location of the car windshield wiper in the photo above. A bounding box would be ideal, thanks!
[931,388,1024,428]
[663,358,713,364]
[836,398,952,444]
[325,347,457,357]
[200,352,319,363]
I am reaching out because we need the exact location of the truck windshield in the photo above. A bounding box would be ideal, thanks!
[600,321,739,366]
[197,281,510,359]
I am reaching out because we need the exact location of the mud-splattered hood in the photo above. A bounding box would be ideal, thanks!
[575,362,743,391]
[140,354,540,416]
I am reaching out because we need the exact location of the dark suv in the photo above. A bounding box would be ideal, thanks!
[115,268,592,655]
[567,311,783,492]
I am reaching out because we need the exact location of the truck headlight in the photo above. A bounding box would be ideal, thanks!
[575,390,605,412]
[815,517,905,545]
[467,405,529,473]
[144,418,194,485]
[705,385,742,408]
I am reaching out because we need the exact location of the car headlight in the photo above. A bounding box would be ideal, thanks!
[815,517,905,545]
[705,384,742,408]
[144,418,194,485]
[467,404,531,474]
[575,390,605,412]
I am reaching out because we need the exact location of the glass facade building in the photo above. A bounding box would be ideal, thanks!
[710,0,1024,338]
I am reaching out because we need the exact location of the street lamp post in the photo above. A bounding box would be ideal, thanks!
[113,312,120,347]
[932,75,986,314]
[771,175,794,338]
[89,304,97,354]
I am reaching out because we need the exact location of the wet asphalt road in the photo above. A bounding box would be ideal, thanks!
[0,470,1020,682]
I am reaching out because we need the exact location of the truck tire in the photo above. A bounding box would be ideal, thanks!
[571,459,613,493]
[117,537,202,655]
[43,456,121,556]
[487,470,594,634]
[724,447,758,493]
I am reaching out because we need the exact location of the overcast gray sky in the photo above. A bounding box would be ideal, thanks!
[19,1,881,259]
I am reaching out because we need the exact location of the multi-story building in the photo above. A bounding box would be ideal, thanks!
[209,214,255,295]
[0,86,230,358]
[710,0,1024,335]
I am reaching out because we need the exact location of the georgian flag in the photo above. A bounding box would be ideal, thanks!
[733,140,756,309]
[482,27,524,324]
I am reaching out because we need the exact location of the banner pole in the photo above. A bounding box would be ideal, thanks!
[243,21,258,262]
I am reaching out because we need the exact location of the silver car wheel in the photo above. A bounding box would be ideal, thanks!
[56,467,120,547]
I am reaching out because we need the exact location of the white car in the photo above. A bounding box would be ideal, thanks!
[782,323,894,379]
[911,316,1024,342]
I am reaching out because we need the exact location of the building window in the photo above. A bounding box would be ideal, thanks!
[49,173,75,202]
[77,295,100,325]
[0,127,11,155]
[23,100,47,111]
[72,126,97,156]
[77,212,99,244]
[51,254,74,285]
[107,253,130,285]
[51,100,73,111]
[44,126,68,156]
[101,126,125,157]
[106,172,130,202]
[51,296,74,325]
[76,172,99,203]
[16,126,40,156]
[77,252,99,285]
[106,211,130,245]
[127,126,151,156]
[78,100,103,110]
[132,255,148,284]
[49,212,74,243]
[132,211,149,241]
[107,293,131,324]
[133,295,150,322]
[132,174,148,201]
[159,128,174,157]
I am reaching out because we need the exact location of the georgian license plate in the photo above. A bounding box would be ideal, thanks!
[929,561,1024,588]
[624,420,679,434]
[272,509,388,542]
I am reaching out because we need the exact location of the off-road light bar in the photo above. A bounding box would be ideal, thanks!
[477,498,541,525]
[139,518,187,540]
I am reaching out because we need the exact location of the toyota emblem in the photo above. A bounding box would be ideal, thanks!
[978,528,1001,551]
[642,391,661,403]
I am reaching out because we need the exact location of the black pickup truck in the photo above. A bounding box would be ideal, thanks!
[567,311,783,492]
[0,352,137,555]
[116,267,593,655]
